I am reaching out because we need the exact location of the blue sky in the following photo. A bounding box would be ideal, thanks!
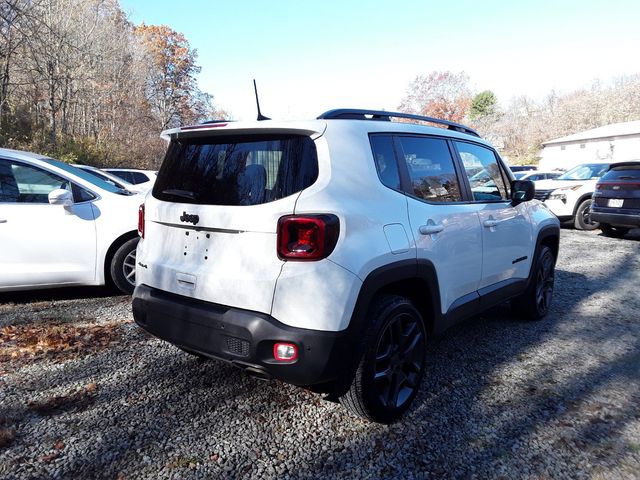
[120,0,640,120]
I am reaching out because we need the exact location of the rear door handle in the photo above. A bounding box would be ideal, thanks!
[419,224,444,235]
[483,219,498,228]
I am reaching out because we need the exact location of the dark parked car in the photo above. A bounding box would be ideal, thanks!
[591,161,640,237]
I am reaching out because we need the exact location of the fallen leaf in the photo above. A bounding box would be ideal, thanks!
[41,452,60,462]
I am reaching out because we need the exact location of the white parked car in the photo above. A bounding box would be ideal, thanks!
[104,168,156,191]
[74,164,147,194]
[0,148,142,294]
[535,162,611,230]
[133,109,560,423]
[513,170,563,182]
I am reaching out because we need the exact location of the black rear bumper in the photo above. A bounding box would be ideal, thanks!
[590,210,640,228]
[132,284,350,387]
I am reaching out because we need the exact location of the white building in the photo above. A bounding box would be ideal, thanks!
[539,120,640,171]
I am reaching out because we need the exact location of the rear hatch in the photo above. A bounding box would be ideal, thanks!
[139,125,322,314]
[593,163,640,213]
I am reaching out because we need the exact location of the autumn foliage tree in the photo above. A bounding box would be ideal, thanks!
[135,24,210,130]
[398,71,472,123]
[0,0,223,168]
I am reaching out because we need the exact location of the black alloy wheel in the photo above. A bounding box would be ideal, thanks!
[534,248,555,316]
[339,295,427,423]
[373,312,425,410]
[575,199,599,230]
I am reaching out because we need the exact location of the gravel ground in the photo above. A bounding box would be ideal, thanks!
[1,229,639,479]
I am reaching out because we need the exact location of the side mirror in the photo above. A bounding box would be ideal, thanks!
[48,188,74,207]
[511,180,535,205]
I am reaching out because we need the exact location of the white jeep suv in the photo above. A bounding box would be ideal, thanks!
[132,109,560,423]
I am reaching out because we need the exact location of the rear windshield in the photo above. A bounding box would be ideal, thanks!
[153,134,318,205]
[601,164,640,181]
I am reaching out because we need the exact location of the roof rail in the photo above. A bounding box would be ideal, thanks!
[317,109,479,137]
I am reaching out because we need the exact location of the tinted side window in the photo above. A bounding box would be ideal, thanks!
[455,142,510,201]
[108,170,128,182]
[396,137,462,202]
[72,184,96,202]
[0,160,71,203]
[370,135,400,190]
[132,172,149,184]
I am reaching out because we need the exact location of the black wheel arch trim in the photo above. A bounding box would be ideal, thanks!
[533,223,560,262]
[104,230,139,284]
[348,259,441,339]
[572,193,596,216]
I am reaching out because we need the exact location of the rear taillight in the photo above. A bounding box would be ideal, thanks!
[138,204,145,238]
[277,214,339,261]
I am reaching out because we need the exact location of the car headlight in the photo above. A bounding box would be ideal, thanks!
[548,193,567,202]
[555,184,584,192]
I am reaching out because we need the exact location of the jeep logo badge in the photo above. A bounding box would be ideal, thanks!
[180,212,199,225]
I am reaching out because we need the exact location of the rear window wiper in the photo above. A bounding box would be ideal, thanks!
[162,189,197,200]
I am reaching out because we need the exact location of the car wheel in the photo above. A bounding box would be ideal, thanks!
[110,237,139,295]
[600,223,630,238]
[512,245,555,321]
[339,295,426,424]
[574,199,599,230]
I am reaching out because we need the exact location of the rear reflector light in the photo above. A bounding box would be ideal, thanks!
[138,204,145,238]
[277,214,339,261]
[274,343,298,361]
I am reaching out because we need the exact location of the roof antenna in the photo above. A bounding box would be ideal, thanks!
[253,79,271,121]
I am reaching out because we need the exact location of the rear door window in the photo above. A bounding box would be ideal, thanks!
[396,136,463,202]
[153,134,318,206]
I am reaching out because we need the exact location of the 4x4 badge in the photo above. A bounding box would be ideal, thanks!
[180,212,199,225]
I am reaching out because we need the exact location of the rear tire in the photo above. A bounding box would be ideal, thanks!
[574,199,599,230]
[339,295,426,424]
[600,223,630,238]
[512,245,555,321]
[110,237,139,295]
